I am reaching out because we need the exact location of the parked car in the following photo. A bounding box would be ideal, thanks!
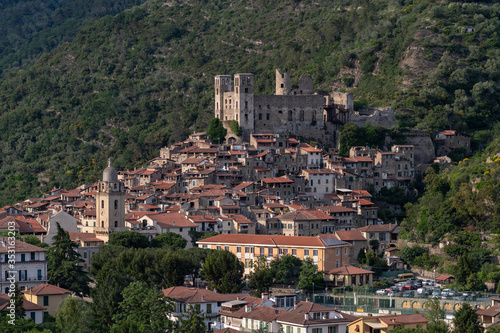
[432,289,441,298]
[462,291,471,297]
[441,289,451,297]
[403,291,413,298]
[376,289,387,296]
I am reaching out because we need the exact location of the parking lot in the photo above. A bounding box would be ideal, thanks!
[375,278,482,301]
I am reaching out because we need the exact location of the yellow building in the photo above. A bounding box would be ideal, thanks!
[23,284,71,317]
[347,313,428,333]
[197,234,351,276]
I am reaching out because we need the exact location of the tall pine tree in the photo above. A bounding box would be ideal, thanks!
[47,223,91,297]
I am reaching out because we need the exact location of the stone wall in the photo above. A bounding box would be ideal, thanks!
[351,107,396,128]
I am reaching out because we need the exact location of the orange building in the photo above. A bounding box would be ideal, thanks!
[197,234,351,276]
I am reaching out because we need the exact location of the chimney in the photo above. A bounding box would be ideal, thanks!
[202,296,205,301]
[304,313,308,320]
[306,297,311,302]
[261,292,269,300]
[294,301,298,309]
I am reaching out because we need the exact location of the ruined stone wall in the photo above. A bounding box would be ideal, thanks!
[351,107,396,128]
[252,94,338,145]
[400,130,435,166]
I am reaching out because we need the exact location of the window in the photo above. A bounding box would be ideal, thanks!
[266,113,270,120]
[268,248,273,257]
[114,200,118,209]
[312,328,323,333]
[259,113,262,120]
[328,327,337,333]
[313,312,321,320]
[292,248,297,256]
[37,269,42,280]
[304,249,309,256]
[21,254,25,262]
[336,260,339,268]
[336,248,339,256]
[225,246,229,251]
[288,110,293,121]
[245,246,250,254]
[313,249,318,256]
[260,247,265,256]
[30,312,36,321]
[245,259,249,268]
[237,247,241,253]
[344,247,348,255]
[30,252,35,260]
[101,200,104,209]
[300,110,304,121]
[283,249,288,255]
[115,221,118,227]
[288,224,292,229]
[84,252,87,258]
[207,303,212,314]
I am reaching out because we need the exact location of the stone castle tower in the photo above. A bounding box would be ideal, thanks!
[215,69,353,145]
[95,158,126,242]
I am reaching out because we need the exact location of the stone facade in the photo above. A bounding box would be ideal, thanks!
[215,69,353,145]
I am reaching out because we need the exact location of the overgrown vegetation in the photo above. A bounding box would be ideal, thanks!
[0,0,498,205]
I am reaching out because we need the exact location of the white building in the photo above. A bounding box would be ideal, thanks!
[0,238,48,293]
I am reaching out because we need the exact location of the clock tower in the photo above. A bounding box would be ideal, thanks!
[95,158,126,242]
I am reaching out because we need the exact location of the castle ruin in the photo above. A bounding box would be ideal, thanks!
[214,69,353,145]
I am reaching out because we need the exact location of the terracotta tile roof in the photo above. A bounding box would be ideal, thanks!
[226,304,286,322]
[23,284,71,296]
[378,313,428,325]
[278,210,333,221]
[0,237,47,253]
[68,232,104,243]
[198,234,348,248]
[182,157,208,164]
[334,230,366,241]
[232,182,254,191]
[0,293,46,311]
[477,305,500,317]
[261,177,294,184]
[254,167,270,172]
[325,265,374,275]
[299,143,322,153]
[356,224,397,233]
[302,169,333,174]
[227,214,254,225]
[162,287,247,303]
[144,212,197,228]
[277,301,356,325]
[435,274,454,281]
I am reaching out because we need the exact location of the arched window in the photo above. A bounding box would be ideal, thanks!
[114,200,118,210]
[300,110,304,121]
[101,221,104,228]
[288,110,293,121]
[101,200,104,209]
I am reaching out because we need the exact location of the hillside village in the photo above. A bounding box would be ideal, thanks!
[0,72,480,332]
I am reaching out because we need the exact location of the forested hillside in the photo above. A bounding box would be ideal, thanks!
[403,123,500,242]
[0,0,148,76]
[0,0,499,205]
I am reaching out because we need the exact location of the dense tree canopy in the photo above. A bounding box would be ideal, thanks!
[47,223,91,296]
[108,231,150,248]
[201,250,244,294]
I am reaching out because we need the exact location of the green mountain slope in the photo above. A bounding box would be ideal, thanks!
[0,0,499,205]
[0,0,148,76]
[403,123,500,242]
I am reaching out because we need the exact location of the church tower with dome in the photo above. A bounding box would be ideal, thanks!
[95,158,126,242]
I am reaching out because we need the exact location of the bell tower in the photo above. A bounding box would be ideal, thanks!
[95,158,126,242]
